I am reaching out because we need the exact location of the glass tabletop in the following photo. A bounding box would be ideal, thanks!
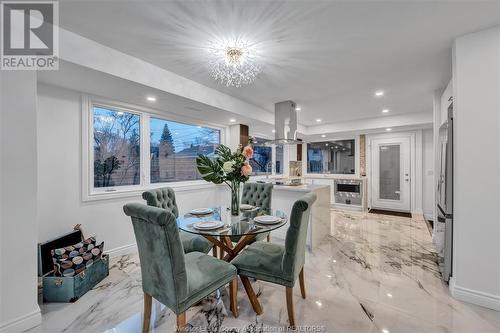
[177,207,288,237]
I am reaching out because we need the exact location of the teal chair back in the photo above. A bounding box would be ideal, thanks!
[282,192,317,281]
[142,187,179,217]
[241,183,273,214]
[123,203,187,312]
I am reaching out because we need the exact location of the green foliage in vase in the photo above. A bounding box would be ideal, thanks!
[196,138,254,190]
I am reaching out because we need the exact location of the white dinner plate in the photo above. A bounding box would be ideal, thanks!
[240,204,255,211]
[190,208,213,215]
[193,221,224,230]
[254,215,282,224]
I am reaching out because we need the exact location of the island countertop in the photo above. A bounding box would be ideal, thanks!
[272,184,330,192]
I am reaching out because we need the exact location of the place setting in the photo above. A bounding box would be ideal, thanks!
[239,204,259,212]
[188,207,214,216]
[192,220,225,231]
[252,215,284,225]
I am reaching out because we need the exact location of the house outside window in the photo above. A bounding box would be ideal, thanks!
[84,96,223,200]
[150,117,220,182]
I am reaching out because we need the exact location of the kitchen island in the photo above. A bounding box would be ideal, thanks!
[215,182,331,249]
[271,183,331,249]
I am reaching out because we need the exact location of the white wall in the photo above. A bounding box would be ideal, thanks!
[422,129,434,220]
[0,72,41,332]
[451,26,500,310]
[37,83,218,253]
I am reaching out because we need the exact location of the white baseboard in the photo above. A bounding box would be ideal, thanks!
[424,213,435,221]
[0,308,41,333]
[411,209,424,215]
[106,243,137,258]
[450,277,500,311]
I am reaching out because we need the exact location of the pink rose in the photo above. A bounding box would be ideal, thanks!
[243,146,253,159]
[241,163,252,177]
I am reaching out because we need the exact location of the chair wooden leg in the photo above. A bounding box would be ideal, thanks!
[176,312,186,333]
[143,293,152,333]
[240,275,262,315]
[286,287,296,328]
[212,245,218,257]
[267,234,271,242]
[229,278,239,317]
[299,267,306,299]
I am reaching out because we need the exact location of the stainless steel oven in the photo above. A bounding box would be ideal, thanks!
[334,179,362,205]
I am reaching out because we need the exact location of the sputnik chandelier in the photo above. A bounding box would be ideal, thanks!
[207,38,262,88]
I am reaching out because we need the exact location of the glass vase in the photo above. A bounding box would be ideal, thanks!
[230,180,240,216]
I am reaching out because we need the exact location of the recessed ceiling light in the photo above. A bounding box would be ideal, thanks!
[321,134,326,138]
[387,293,393,298]
[386,128,392,131]
[272,129,276,133]
[315,300,322,307]
[325,143,329,146]
[382,109,389,113]
[146,96,156,102]
[229,118,236,123]
[382,329,390,333]
[375,91,384,97]
[316,118,322,123]
[295,107,301,111]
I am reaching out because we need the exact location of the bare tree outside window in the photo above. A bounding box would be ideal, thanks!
[93,107,141,187]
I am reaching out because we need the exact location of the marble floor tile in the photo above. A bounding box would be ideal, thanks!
[30,210,500,333]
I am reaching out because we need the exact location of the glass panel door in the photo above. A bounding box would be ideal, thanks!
[379,145,400,200]
[370,136,411,212]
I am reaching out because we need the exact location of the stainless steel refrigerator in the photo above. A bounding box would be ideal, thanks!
[437,105,453,282]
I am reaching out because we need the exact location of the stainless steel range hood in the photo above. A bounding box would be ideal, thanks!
[265,100,303,145]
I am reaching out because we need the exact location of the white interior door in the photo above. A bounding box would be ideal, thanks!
[371,137,411,212]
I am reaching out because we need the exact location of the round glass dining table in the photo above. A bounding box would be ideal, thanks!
[177,207,288,262]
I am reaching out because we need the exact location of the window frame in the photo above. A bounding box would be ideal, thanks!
[247,133,283,178]
[305,136,360,176]
[82,95,226,201]
[149,115,222,184]
[249,136,274,176]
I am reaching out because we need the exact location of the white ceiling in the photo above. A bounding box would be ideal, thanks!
[58,1,500,126]
[38,61,276,137]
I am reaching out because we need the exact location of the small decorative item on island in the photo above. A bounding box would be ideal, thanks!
[196,138,254,215]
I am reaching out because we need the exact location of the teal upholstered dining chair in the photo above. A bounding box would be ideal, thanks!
[123,203,238,333]
[142,187,213,254]
[238,182,273,242]
[231,192,317,328]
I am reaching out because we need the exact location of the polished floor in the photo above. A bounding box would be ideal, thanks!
[32,210,500,332]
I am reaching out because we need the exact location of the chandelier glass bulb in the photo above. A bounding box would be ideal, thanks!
[208,39,262,87]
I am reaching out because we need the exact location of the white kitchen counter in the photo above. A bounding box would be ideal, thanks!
[273,183,330,192]
[270,183,331,250]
